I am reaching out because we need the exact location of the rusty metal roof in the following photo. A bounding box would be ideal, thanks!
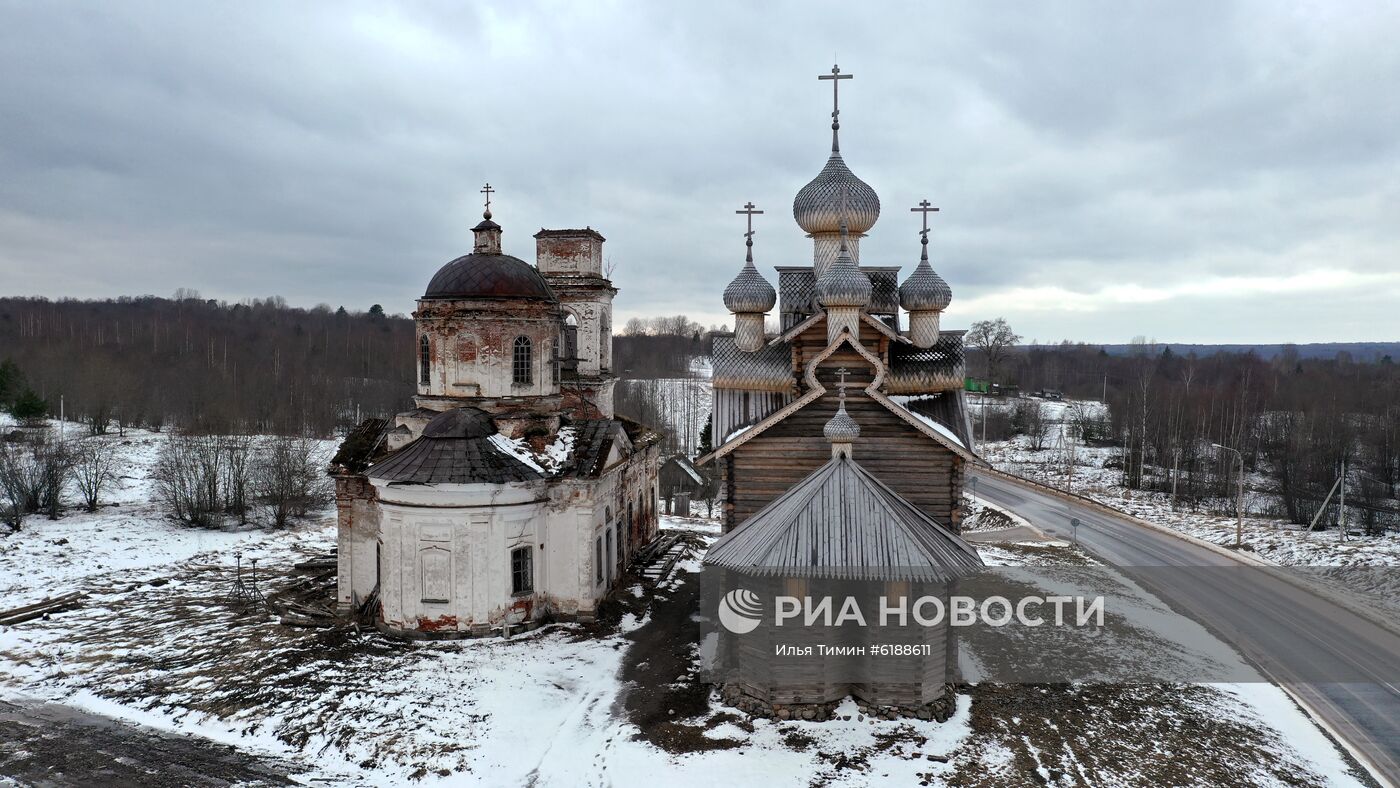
[423,253,557,301]
[703,454,984,580]
[367,431,543,485]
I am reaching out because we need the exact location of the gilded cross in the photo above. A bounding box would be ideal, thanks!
[818,64,853,128]
[911,199,939,240]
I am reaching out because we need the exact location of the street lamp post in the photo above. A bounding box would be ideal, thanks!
[1212,443,1244,549]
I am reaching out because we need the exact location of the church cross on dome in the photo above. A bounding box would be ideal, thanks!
[912,199,939,257]
[818,64,853,151]
[480,182,495,220]
[736,201,764,262]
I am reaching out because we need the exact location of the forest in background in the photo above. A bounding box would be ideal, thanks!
[0,295,414,436]
[4,296,1395,533]
[972,339,1400,532]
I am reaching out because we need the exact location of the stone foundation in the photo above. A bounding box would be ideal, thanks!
[719,683,959,723]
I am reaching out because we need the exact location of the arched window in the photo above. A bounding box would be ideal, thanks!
[512,336,533,385]
[419,335,431,385]
[562,313,579,374]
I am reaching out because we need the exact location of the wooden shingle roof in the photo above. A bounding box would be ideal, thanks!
[703,455,984,581]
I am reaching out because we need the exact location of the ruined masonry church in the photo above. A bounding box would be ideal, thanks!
[330,186,662,636]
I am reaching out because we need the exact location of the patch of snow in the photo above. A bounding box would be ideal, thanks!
[488,433,546,474]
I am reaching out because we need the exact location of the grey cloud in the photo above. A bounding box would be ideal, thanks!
[1,1,1397,343]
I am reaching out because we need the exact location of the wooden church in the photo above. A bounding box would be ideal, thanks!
[697,64,980,535]
[698,65,986,718]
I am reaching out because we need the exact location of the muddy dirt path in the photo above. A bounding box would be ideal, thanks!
[0,696,301,786]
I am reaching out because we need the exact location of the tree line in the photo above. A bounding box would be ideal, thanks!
[0,295,415,436]
[975,329,1400,534]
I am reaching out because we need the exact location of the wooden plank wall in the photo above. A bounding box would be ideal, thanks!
[722,343,965,533]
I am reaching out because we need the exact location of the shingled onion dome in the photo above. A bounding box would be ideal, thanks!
[724,231,777,352]
[900,230,953,348]
[817,217,872,343]
[793,155,881,236]
[823,387,861,458]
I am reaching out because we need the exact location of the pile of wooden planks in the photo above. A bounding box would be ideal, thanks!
[0,592,85,626]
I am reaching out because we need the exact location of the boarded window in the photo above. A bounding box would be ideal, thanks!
[512,336,533,385]
[511,545,533,595]
[419,335,431,385]
[595,536,604,584]
[604,529,613,585]
[420,547,450,603]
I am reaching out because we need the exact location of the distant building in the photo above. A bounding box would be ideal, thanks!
[330,192,661,636]
[659,453,706,511]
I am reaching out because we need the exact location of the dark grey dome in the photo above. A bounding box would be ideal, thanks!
[424,253,556,301]
[422,407,497,439]
[793,153,880,235]
[723,260,777,314]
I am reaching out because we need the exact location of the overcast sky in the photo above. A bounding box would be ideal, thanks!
[2,2,1398,344]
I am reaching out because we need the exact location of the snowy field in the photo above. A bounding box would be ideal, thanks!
[0,431,1379,785]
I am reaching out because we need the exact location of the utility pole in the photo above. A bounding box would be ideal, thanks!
[1065,427,1075,494]
[1212,443,1244,549]
[1171,447,1181,512]
[1339,458,1347,544]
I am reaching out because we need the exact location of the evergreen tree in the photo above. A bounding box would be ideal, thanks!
[9,388,47,423]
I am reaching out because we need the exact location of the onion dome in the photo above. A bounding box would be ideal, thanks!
[793,153,881,235]
[823,393,861,443]
[723,261,777,313]
[816,221,872,308]
[723,228,777,313]
[899,233,952,312]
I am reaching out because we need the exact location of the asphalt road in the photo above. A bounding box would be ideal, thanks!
[968,468,1400,788]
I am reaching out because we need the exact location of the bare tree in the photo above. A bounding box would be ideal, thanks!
[72,437,120,512]
[966,318,1021,382]
[0,442,29,530]
[254,436,330,528]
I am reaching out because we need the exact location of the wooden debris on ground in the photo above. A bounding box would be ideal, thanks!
[0,592,85,626]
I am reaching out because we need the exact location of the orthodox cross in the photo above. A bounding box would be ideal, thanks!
[480,182,495,218]
[828,366,851,400]
[911,199,939,239]
[736,201,763,238]
[818,64,853,130]
[737,201,763,262]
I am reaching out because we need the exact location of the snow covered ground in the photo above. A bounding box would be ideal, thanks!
[0,426,1378,786]
[975,398,1400,569]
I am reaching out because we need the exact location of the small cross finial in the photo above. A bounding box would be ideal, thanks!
[911,199,939,259]
[817,63,853,151]
[835,367,851,406]
[736,201,764,263]
[480,182,495,220]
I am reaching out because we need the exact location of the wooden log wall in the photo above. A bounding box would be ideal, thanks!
[722,345,965,533]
